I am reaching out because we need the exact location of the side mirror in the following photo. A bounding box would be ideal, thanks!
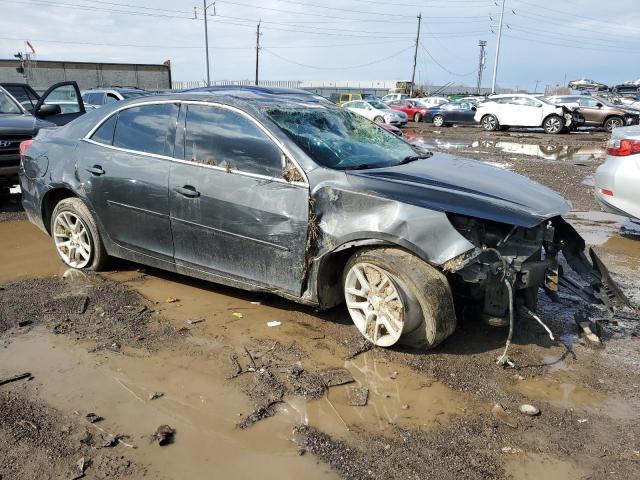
[471,106,477,111]
[36,104,62,117]
[536,103,543,108]
[596,102,603,108]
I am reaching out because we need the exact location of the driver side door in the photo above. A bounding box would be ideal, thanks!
[169,103,309,295]
[33,81,86,126]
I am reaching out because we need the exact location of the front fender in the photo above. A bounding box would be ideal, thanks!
[312,184,475,266]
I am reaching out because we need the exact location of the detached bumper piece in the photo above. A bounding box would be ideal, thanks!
[553,217,636,315]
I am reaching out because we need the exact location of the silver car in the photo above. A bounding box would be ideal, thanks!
[595,125,640,221]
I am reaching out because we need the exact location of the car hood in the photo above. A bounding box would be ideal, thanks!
[345,152,571,228]
[0,114,56,136]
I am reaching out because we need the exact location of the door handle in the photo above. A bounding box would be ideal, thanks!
[174,185,200,198]
[86,165,105,176]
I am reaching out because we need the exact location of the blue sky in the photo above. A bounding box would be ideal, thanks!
[1,0,639,89]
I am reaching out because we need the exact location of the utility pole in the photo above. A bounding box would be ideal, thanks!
[203,0,212,86]
[255,21,261,86]
[476,40,487,95]
[534,79,540,93]
[410,13,422,97]
[491,0,506,94]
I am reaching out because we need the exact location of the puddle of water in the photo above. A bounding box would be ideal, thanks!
[407,134,606,163]
[0,220,64,283]
[294,352,467,440]
[515,375,636,420]
[0,328,338,480]
[504,453,589,480]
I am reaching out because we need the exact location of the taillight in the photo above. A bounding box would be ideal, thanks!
[19,139,34,160]
[600,188,614,196]
[606,138,640,156]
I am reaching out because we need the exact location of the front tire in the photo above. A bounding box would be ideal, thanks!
[413,112,422,122]
[373,116,384,124]
[481,114,499,131]
[433,115,445,127]
[51,197,107,270]
[543,115,563,134]
[343,248,456,350]
[604,116,624,132]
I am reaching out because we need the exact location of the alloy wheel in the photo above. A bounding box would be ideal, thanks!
[482,115,497,130]
[545,116,562,133]
[606,118,623,131]
[433,115,444,127]
[344,262,405,347]
[53,211,92,268]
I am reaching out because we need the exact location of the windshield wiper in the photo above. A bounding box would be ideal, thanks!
[399,152,433,165]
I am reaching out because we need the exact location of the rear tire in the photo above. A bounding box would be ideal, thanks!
[413,112,422,122]
[343,248,456,350]
[51,197,108,271]
[604,116,624,132]
[481,114,499,131]
[433,115,445,127]
[543,115,563,134]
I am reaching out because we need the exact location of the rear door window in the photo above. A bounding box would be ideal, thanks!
[113,103,179,156]
[183,104,283,177]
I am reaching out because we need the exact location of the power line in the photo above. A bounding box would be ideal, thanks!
[0,35,414,50]
[241,0,417,18]
[262,44,414,70]
[9,0,195,19]
[419,43,477,77]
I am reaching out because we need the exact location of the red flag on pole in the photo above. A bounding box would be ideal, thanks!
[26,41,36,54]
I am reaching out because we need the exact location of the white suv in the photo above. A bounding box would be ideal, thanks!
[474,94,578,134]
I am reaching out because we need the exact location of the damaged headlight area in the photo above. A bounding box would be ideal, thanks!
[443,214,634,328]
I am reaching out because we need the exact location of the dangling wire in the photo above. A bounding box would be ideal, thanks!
[496,277,516,368]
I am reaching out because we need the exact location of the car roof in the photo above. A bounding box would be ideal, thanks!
[66,88,335,133]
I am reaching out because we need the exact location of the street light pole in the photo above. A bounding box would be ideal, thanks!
[477,40,487,95]
[410,13,422,97]
[255,21,261,86]
[491,0,506,94]
[203,0,211,86]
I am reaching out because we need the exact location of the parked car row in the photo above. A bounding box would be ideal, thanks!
[568,77,640,94]
[342,91,640,134]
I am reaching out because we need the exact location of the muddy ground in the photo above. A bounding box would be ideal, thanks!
[1,126,639,479]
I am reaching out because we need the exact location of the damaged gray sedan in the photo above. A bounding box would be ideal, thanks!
[18,87,629,350]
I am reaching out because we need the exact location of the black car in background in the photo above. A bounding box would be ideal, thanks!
[426,101,478,127]
[0,81,85,193]
[19,86,626,351]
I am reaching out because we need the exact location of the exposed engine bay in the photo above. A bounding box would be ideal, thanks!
[443,214,634,363]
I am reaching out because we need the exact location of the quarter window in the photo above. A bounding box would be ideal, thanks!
[113,103,179,156]
[184,104,283,177]
[91,114,117,145]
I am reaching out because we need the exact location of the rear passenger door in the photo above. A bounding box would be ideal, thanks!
[168,103,309,294]
[78,102,179,261]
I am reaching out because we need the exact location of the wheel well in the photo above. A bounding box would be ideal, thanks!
[42,188,77,234]
[604,115,623,124]
[315,241,421,309]
[543,113,562,123]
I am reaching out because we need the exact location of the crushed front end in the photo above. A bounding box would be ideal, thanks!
[443,214,633,327]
